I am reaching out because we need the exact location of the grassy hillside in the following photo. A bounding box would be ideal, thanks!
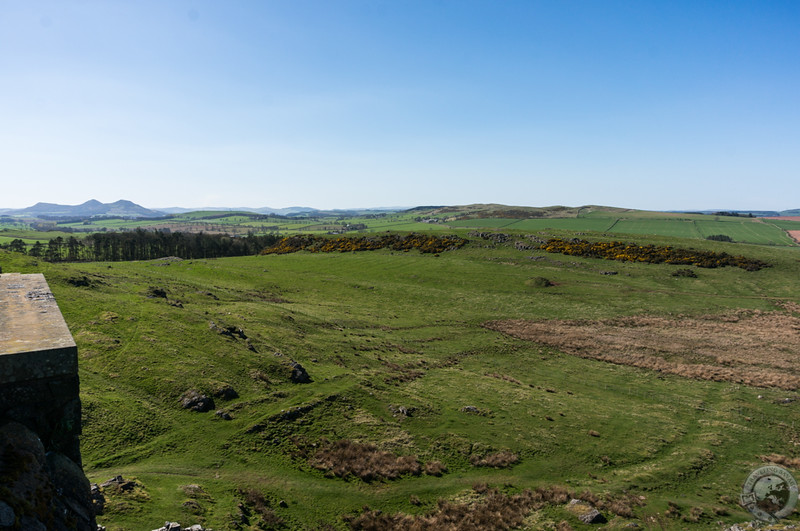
[3,228,800,529]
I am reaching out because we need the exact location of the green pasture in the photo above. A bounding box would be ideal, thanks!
[609,218,795,245]
[10,206,800,251]
[3,228,800,529]
[511,218,615,232]
[445,214,798,247]
[0,228,76,246]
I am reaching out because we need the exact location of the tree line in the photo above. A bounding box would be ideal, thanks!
[1,229,280,262]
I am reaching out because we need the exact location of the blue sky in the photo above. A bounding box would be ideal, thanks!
[1,1,798,211]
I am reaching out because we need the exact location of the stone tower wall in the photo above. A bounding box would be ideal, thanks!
[0,273,95,530]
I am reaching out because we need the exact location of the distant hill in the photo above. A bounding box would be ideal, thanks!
[156,206,320,216]
[674,209,800,217]
[2,200,797,220]
[5,199,164,218]
[156,206,409,216]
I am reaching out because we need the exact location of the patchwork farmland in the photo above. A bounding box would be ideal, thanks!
[2,204,800,529]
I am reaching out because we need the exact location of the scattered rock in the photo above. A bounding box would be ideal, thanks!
[389,404,410,416]
[215,409,233,420]
[567,499,607,525]
[579,508,607,524]
[100,475,137,492]
[209,321,247,340]
[90,483,105,515]
[460,405,493,416]
[100,475,125,488]
[212,384,239,400]
[289,361,311,383]
[278,500,288,508]
[197,291,218,300]
[147,286,168,298]
[180,390,215,413]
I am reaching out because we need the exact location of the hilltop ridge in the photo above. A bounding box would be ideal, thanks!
[2,201,799,219]
[1,199,163,218]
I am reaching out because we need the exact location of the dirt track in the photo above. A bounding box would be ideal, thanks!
[486,305,800,390]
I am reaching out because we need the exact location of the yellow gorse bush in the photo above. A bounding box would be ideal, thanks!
[540,238,768,271]
[261,233,468,255]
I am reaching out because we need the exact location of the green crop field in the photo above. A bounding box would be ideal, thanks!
[3,225,800,530]
[766,219,800,231]
[443,210,799,247]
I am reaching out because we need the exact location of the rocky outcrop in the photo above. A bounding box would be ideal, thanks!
[151,522,211,531]
[180,390,216,413]
[0,421,96,530]
[289,361,311,383]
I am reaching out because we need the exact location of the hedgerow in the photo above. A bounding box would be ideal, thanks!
[539,238,769,271]
[260,233,468,255]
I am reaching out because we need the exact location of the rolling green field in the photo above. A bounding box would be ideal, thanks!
[3,225,800,530]
[446,211,800,247]
[6,206,800,250]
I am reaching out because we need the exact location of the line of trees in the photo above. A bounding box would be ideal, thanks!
[3,229,280,262]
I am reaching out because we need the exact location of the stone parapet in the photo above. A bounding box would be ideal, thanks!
[0,273,77,382]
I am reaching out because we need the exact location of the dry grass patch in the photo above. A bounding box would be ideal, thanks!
[309,439,422,482]
[759,454,800,469]
[486,308,800,390]
[345,486,569,531]
[470,450,519,468]
[345,485,643,530]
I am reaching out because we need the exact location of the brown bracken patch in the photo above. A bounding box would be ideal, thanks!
[485,307,800,390]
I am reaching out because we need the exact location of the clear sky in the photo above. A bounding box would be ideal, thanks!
[1,1,798,211]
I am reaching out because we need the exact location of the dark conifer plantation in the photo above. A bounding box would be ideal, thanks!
[28,229,280,262]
